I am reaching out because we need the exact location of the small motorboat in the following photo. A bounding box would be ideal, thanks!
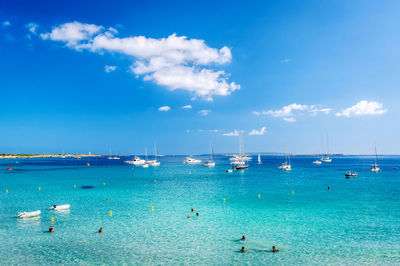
[313,160,322,165]
[142,163,149,168]
[232,164,249,171]
[17,210,41,219]
[345,171,358,178]
[50,204,70,211]
[225,169,233,172]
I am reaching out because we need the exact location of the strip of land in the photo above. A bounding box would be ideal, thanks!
[0,154,102,159]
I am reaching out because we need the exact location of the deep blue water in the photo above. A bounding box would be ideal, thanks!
[0,155,399,265]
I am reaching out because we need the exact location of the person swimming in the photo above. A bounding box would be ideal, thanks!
[49,227,54,233]
[53,205,57,209]
[272,246,279,252]
[196,213,199,216]
[191,208,194,212]
[241,246,246,253]
[188,214,191,219]
[98,227,103,233]
[241,235,246,241]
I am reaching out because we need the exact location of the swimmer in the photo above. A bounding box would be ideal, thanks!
[272,246,279,252]
[53,205,57,209]
[188,214,191,219]
[98,227,103,233]
[241,246,246,253]
[49,227,54,233]
[191,208,194,212]
[241,235,246,241]
[196,213,199,216]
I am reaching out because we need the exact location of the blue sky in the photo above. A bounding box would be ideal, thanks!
[0,0,399,155]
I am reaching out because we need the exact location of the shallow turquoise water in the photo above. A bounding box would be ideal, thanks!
[0,156,399,265]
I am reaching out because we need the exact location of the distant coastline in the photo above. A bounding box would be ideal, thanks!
[0,154,102,159]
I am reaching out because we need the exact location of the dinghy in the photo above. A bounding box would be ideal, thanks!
[50,204,70,211]
[17,210,41,219]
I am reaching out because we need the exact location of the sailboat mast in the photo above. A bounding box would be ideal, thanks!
[327,134,330,156]
[145,147,148,161]
[375,146,378,165]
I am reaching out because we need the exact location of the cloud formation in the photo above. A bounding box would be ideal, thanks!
[2,21,10,27]
[336,100,387,117]
[40,21,239,101]
[182,105,192,109]
[281,58,291,63]
[249,126,267,136]
[104,65,117,73]
[223,130,240,136]
[198,109,211,116]
[158,106,171,112]
[26,22,39,34]
[256,103,331,122]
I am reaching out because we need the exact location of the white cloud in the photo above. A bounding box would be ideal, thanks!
[182,105,192,109]
[249,126,267,136]
[26,22,39,34]
[41,22,239,101]
[2,21,10,27]
[336,100,387,117]
[258,103,331,122]
[283,117,296,122]
[198,109,211,116]
[104,65,117,73]
[223,130,240,136]
[158,106,171,112]
[281,58,291,63]
[264,103,308,117]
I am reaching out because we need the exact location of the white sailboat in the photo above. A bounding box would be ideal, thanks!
[313,140,322,164]
[232,136,249,170]
[204,142,216,167]
[184,157,202,164]
[320,134,332,162]
[370,146,381,172]
[279,147,292,171]
[108,149,120,160]
[148,143,160,166]
[257,153,262,164]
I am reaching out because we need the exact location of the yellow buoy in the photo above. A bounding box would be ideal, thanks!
[87,163,90,166]
[73,185,76,188]
[258,194,261,198]
[223,198,226,202]
[51,217,54,222]
[151,206,154,210]
[109,211,112,215]
[292,191,294,194]
[6,189,8,193]
[38,187,41,191]
[154,179,157,183]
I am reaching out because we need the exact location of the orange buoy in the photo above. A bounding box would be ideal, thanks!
[7,167,11,171]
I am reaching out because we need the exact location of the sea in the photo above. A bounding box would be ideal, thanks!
[0,155,399,265]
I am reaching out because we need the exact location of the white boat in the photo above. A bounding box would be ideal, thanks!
[232,136,249,170]
[184,157,202,164]
[50,204,70,211]
[203,142,216,167]
[17,210,41,219]
[313,159,322,165]
[257,153,262,164]
[345,171,358,178]
[142,163,149,168]
[125,156,146,165]
[321,134,332,162]
[147,143,161,166]
[279,147,292,171]
[370,146,381,172]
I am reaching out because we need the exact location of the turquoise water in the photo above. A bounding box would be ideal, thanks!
[1,156,399,265]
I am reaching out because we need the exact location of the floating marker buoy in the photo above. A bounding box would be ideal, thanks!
[103,182,106,186]
[38,187,41,191]
[109,211,112,215]
[154,180,157,183]
[258,194,261,198]
[6,189,8,193]
[87,163,90,166]
[292,191,294,194]
[73,185,76,188]
[151,206,154,210]
[51,217,54,222]
[328,186,330,190]
[189,172,191,175]
[7,167,11,171]
[223,198,226,202]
